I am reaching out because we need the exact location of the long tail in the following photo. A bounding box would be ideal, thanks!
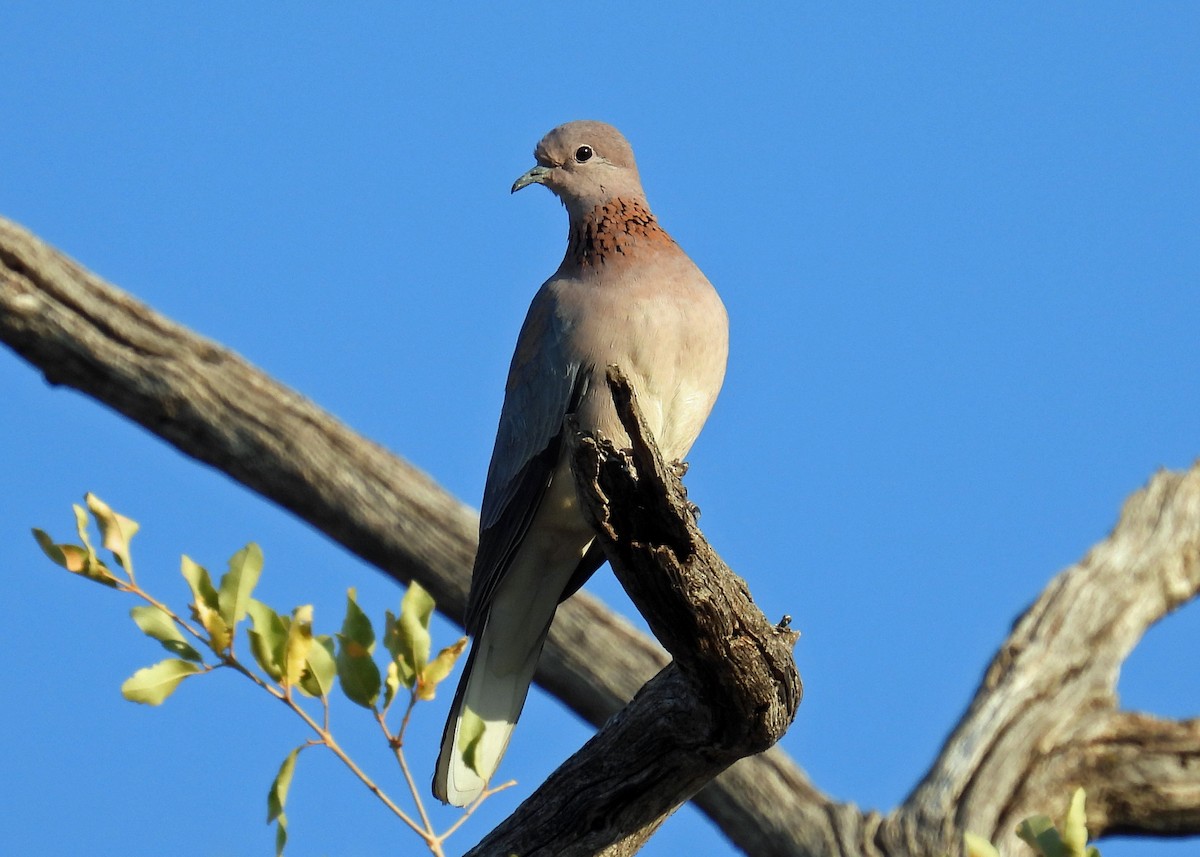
[432,585,558,806]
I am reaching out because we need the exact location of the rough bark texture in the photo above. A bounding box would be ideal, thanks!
[4,215,1200,856]
[898,464,1200,850]
[465,369,802,856]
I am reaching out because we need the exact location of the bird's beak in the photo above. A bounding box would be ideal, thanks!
[511,164,552,194]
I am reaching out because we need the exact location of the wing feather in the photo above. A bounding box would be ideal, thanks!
[464,286,588,633]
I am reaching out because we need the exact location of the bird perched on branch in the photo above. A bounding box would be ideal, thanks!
[433,120,728,806]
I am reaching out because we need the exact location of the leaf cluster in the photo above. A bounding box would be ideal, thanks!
[34,494,476,856]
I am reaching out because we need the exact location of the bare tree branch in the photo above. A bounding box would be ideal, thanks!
[0,218,478,613]
[464,369,801,856]
[5,214,1200,857]
[0,216,820,853]
[898,464,1200,854]
[1066,712,1200,837]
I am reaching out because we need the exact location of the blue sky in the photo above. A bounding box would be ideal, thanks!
[2,5,1198,856]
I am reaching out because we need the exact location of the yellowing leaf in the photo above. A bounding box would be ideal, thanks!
[181,555,219,608]
[298,635,336,698]
[383,609,414,689]
[1062,788,1089,856]
[58,544,90,572]
[182,555,231,653]
[85,493,139,572]
[283,605,314,689]
[72,503,97,561]
[417,637,467,701]
[32,528,115,584]
[397,582,434,679]
[383,659,401,709]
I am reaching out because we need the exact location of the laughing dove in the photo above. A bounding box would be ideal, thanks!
[432,120,729,806]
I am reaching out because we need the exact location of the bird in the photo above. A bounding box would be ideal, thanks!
[432,120,729,806]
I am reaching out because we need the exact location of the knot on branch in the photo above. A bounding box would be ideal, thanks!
[567,365,801,751]
[566,380,696,564]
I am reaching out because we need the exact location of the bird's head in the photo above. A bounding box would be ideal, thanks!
[512,120,647,218]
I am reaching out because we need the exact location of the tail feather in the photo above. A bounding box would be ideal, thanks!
[433,480,597,806]
[432,586,558,806]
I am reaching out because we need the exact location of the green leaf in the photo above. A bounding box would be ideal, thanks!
[121,658,203,705]
[383,609,414,689]
[267,745,304,857]
[267,745,301,821]
[32,529,78,570]
[336,589,380,708]
[218,542,263,631]
[247,599,287,681]
[274,816,288,857]
[340,588,376,651]
[181,555,220,611]
[1016,814,1065,857]
[85,493,139,572]
[298,635,336,698]
[182,555,231,653]
[417,637,467,701]
[397,582,434,679]
[130,605,203,662]
[283,605,314,689]
[336,642,381,707]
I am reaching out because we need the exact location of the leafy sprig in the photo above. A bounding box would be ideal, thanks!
[34,493,509,856]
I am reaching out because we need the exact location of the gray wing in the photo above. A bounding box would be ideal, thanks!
[464,286,590,633]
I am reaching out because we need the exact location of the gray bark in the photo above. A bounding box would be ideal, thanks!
[465,368,801,856]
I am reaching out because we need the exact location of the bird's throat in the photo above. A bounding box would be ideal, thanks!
[565,198,673,269]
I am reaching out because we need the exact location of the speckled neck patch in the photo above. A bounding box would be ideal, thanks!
[566,198,674,267]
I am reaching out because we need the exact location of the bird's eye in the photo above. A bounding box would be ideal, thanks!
[575,145,593,162]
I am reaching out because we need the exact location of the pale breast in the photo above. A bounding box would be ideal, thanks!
[553,246,729,461]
